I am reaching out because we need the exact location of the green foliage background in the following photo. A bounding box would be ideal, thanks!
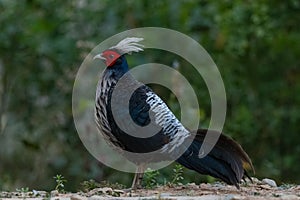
[0,0,299,191]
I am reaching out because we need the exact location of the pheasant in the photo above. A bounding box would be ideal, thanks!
[93,37,254,189]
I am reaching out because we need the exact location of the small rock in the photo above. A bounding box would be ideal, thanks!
[101,187,113,194]
[32,190,48,197]
[262,178,277,187]
[251,177,261,184]
[87,187,113,196]
[225,194,245,200]
[50,190,59,197]
[213,182,226,188]
[32,190,39,196]
[113,189,125,194]
[160,192,172,197]
[90,195,104,199]
[199,183,210,188]
[292,185,300,190]
[259,184,272,190]
[71,194,87,200]
[187,182,199,189]
[0,191,11,198]
[280,194,300,200]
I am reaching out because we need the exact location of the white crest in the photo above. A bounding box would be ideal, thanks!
[110,37,144,55]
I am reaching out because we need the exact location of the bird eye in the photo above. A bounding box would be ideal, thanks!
[109,54,114,59]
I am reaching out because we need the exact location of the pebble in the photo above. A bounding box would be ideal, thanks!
[50,190,59,197]
[224,194,245,200]
[32,190,48,197]
[160,192,172,197]
[280,194,300,200]
[250,177,261,184]
[262,178,277,187]
[113,189,125,194]
[71,194,87,200]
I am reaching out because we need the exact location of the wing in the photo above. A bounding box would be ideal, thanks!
[127,85,190,154]
[129,85,152,127]
[103,81,190,163]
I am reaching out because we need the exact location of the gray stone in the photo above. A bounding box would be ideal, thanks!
[280,194,300,200]
[262,178,277,187]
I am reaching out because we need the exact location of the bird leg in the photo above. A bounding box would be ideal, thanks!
[131,164,146,190]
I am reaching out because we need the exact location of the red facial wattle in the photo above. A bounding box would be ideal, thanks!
[102,50,121,67]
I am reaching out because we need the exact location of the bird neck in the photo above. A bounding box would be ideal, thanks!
[106,55,129,81]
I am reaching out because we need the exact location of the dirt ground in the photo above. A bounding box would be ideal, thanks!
[1,178,299,200]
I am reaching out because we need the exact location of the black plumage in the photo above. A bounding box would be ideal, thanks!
[177,129,254,188]
[94,37,254,189]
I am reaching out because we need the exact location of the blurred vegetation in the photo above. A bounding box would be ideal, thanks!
[0,0,299,191]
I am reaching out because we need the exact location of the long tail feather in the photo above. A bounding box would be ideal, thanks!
[176,129,254,188]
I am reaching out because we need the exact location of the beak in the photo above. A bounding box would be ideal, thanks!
[93,53,106,61]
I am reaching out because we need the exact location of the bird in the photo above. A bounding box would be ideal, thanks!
[93,37,254,189]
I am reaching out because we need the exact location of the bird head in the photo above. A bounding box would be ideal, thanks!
[94,50,122,67]
[94,37,144,67]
